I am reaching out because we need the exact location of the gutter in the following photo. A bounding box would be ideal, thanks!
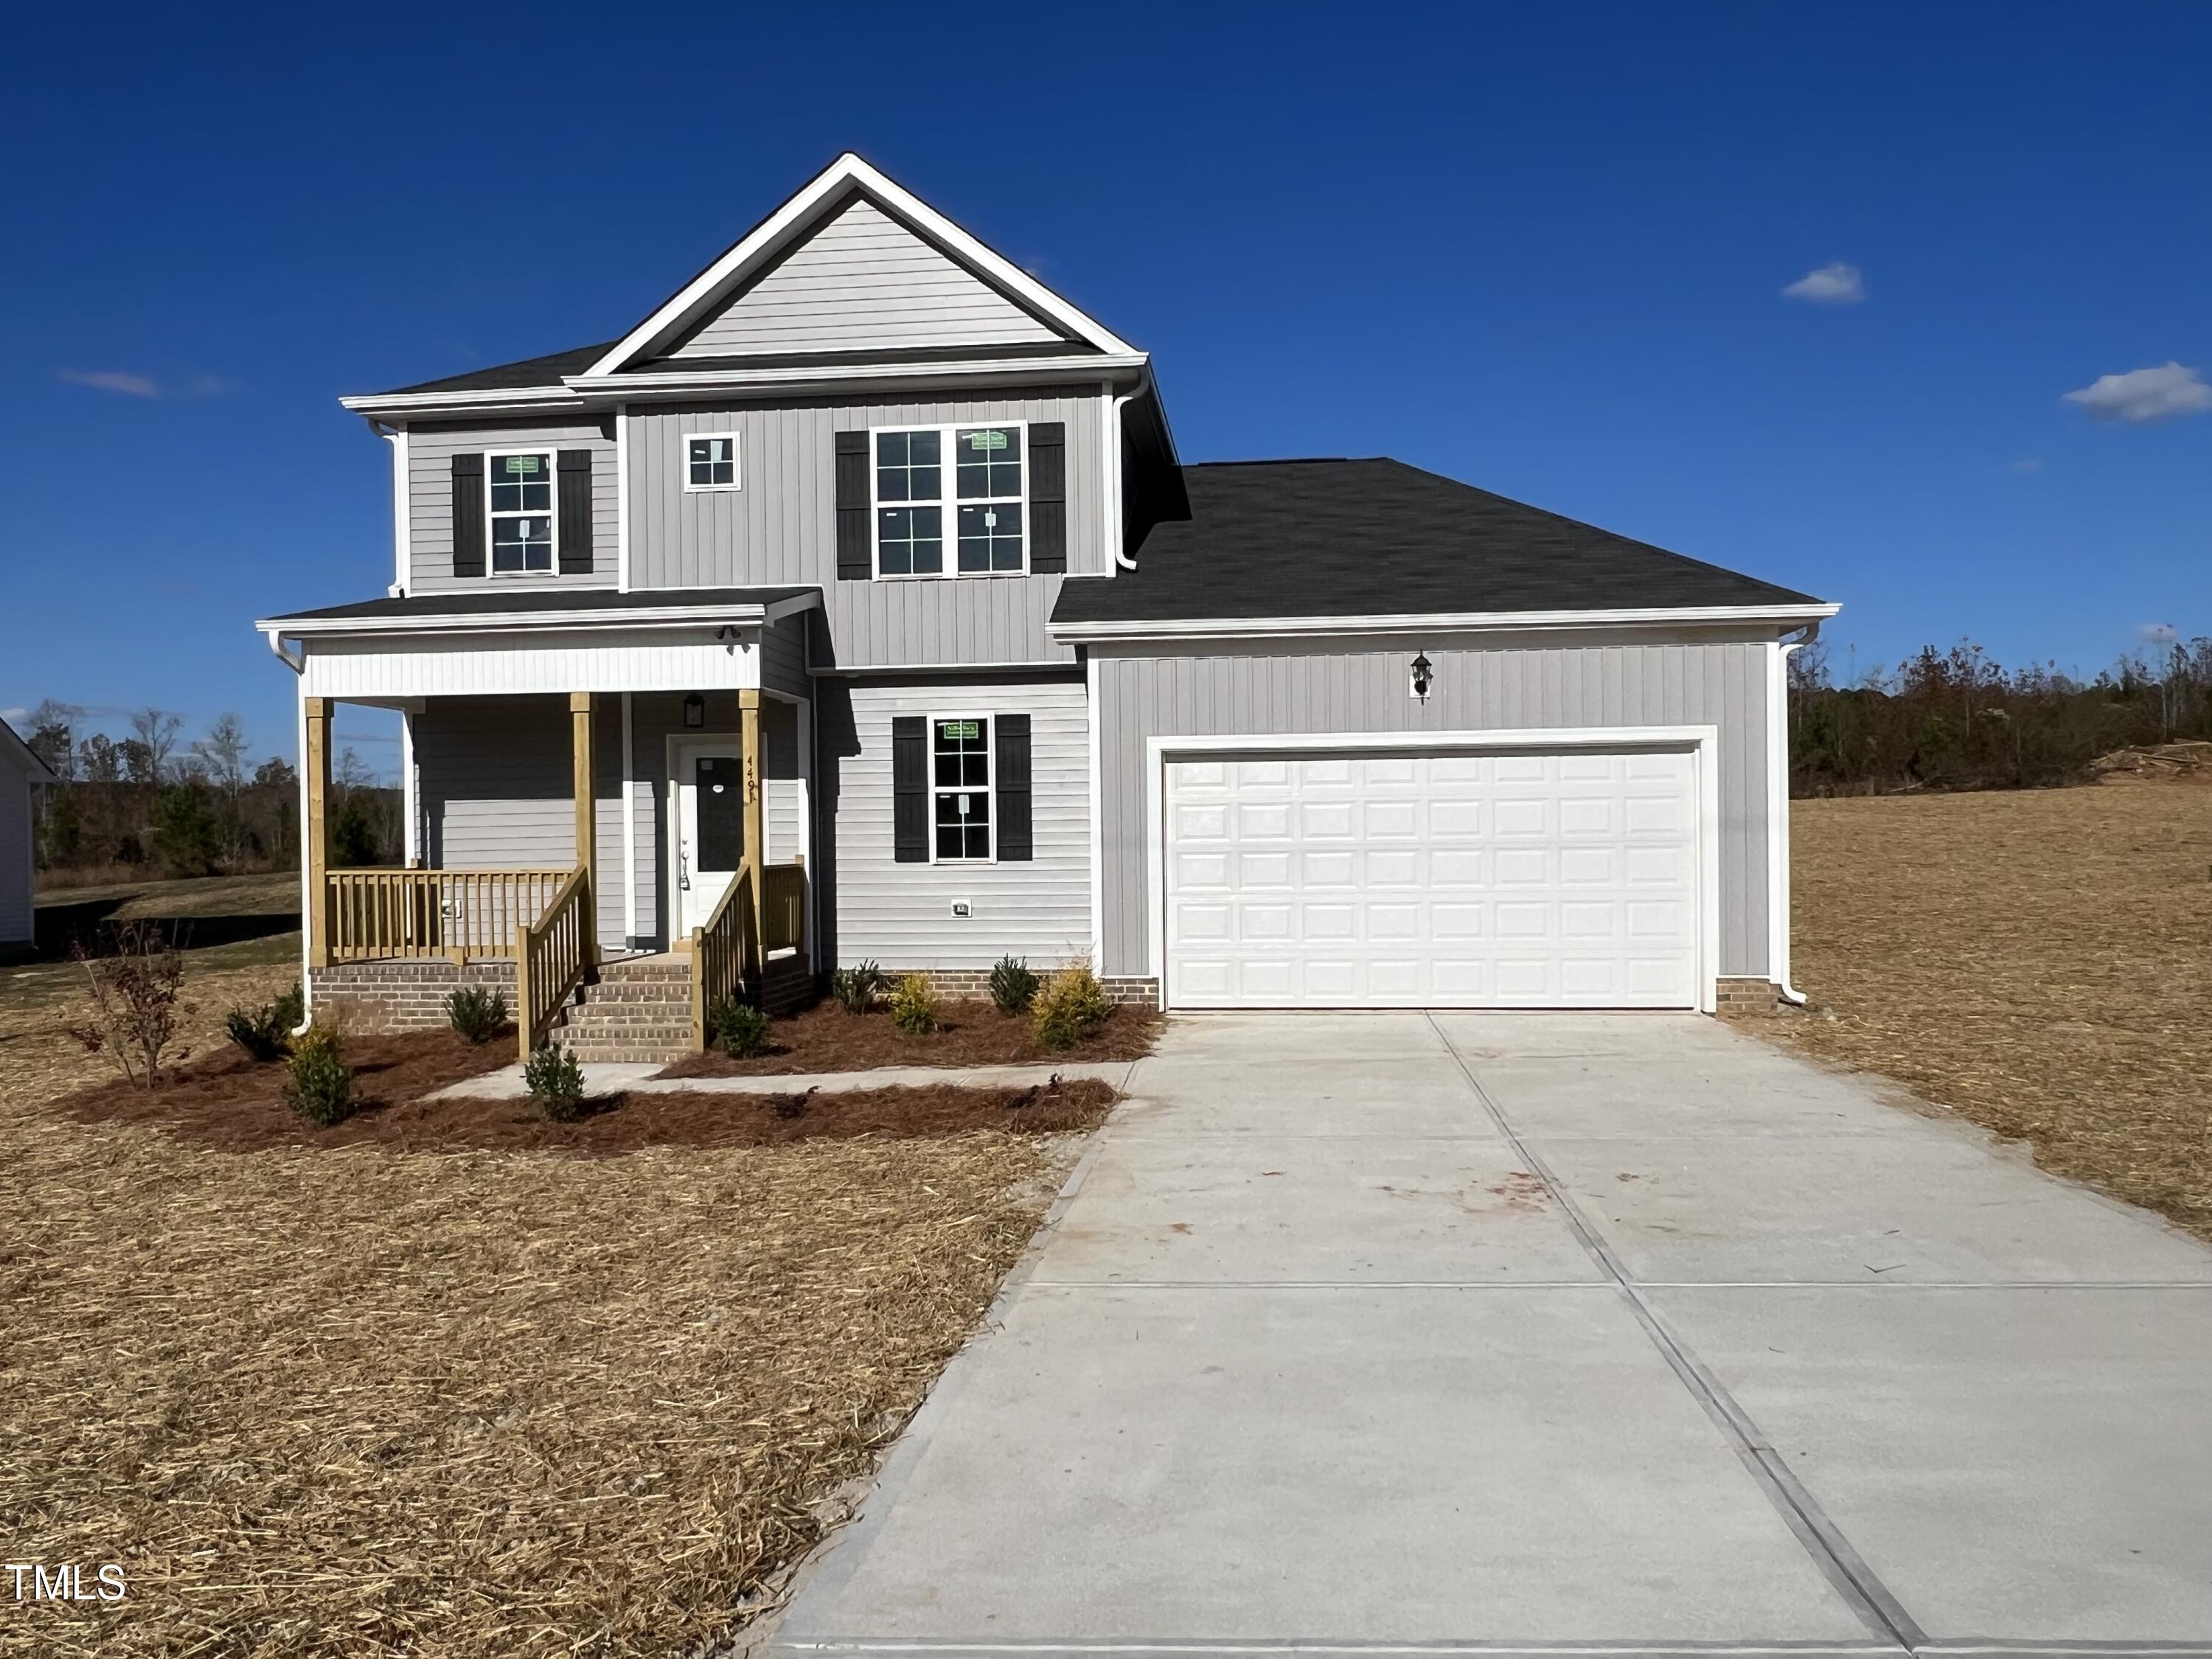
[1050,602,1842,644]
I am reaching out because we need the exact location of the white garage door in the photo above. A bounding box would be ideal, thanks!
[1164,747,1701,1009]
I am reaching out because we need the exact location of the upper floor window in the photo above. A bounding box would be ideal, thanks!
[686,433,740,492]
[487,450,555,574]
[872,424,1026,578]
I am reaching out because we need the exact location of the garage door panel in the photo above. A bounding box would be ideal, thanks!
[1164,748,1699,1010]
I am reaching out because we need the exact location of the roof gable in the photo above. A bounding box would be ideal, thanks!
[664,195,1068,361]
[585,153,1133,378]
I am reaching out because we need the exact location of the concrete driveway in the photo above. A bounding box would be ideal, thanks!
[769,1012,2212,1657]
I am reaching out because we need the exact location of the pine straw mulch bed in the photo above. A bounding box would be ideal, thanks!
[1747,782,2212,1241]
[4,1041,1111,1655]
[661,996,1161,1078]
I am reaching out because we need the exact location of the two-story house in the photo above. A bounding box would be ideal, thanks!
[258,153,1836,1059]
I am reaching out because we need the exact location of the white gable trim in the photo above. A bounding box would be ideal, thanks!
[583,153,1136,378]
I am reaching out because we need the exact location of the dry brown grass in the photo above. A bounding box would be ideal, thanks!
[1,937,1098,1653]
[1758,782,2212,1237]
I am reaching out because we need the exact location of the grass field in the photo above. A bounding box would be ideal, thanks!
[1766,782,2212,1240]
[0,874,1094,1656]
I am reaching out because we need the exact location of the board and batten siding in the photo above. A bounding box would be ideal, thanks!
[627,390,1105,667]
[828,677,1089,972]
[668,196,1065,360]
[0,764,31,944]
[1094,635,1775,983]
[406,419,619,595]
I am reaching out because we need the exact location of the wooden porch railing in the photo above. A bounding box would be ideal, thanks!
[515,866,591,1062]
[686,859,808,1049]
[322,867,576,964]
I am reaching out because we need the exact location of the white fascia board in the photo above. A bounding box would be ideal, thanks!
[338,386,589,419]
[260,603,785,640]
[562,352,1147,400]
[1051,602,1843,643]
[584,153,1137,380]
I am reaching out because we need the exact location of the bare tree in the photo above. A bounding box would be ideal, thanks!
[129,708,183,784]
[193,713,251,794]
[24,699,83,780]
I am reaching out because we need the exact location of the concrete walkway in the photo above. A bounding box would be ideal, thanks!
[428,1060,1138,1101]
[767,1011,2212,1658]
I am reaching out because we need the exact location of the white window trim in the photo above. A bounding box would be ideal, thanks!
[483,447,560,577]
[928,711,996,865]
[682,429,743,494]
[869,419,1031,581]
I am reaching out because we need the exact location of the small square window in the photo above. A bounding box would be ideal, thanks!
[686,433,740,491]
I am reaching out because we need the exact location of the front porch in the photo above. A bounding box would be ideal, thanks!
[300,684,814,1061]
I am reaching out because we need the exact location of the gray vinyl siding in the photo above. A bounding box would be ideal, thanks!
[669,197,1064,359]
[627,390,1105,667]
[406,419,619,595]
[826,676,1089,972]
[1094,635,1775,982]
[0,765,31,944]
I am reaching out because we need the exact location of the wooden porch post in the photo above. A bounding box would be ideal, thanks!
[305,695,332,968]
[570,692,597,965]
[740,688,765,979]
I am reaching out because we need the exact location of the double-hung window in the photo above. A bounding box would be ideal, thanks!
[932,716,992,860]
[873,423,1026,577]
[487,450,555,574]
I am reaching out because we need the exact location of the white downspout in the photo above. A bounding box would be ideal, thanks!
[293,680,314,1029]
[1768,629,1817,1006]
[621,691,637,949]
[380,425,409,597]
[1109,368,1149,572]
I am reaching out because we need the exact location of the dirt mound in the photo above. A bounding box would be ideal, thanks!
[2088,740,2212,783]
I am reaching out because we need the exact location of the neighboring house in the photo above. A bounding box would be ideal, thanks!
[257,153,1835,1056]
[0,717,57,950]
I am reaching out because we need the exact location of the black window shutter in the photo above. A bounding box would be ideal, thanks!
[835,430,872,580]
[1029,422,1066,573]
[557,449,594,574]
[995,712,1032,861]
[451,452,485,578]
[891,716,928,863]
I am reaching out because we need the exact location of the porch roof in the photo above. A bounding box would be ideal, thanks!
[260,585,821,635]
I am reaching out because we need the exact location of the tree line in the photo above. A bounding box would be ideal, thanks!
[1789,635,2212,795]
[21,702,400,886]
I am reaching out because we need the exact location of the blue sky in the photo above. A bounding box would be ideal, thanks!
[4,3,2208,777]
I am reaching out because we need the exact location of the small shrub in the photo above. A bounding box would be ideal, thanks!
[283,1026,355,1127]
[889,972,939,1036]
[269,979,305,1032]
[525,1044,588,1122]
[989,954,1040,1016]
[708,998,773,1058]
[65,921,192,1088]
[831,959,886,1015]
[225,1002,292,1062]
[445,985,509,1046]
[1032,958,1110,1051]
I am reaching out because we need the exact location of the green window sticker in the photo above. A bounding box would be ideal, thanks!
[505,455,540,475]
[941,720,979,740]
[967,430,1008,452]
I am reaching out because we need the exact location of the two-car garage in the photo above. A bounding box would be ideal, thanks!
[1155,736,1713,1012]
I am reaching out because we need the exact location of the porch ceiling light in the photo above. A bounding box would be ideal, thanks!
[683,692,705,728]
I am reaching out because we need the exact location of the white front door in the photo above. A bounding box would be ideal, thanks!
[1164,746,1701,1009]
[675,741,746,936]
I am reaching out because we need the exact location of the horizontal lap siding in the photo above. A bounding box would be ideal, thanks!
[669,198,1063,358]
[408,419,618,595]
[627,391,1103,667]
[831,678,1088,971]
[0,768,30,943]
[1095,637,1773,981]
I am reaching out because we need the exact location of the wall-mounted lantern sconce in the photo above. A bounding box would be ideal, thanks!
[682,692,706,728]
[1409,653,1435,703]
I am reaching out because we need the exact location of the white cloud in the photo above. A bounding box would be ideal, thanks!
[2011,457,2042,474]
[2064,361,2212,423]
[0,708,26,725]
[1783,262,1865,305]
[58,367,162,397]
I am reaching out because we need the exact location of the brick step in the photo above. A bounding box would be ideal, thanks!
[557,1015,695,1036]
[558,1046,691,1065]
[573,987,692,1008]
[597,959,692,982]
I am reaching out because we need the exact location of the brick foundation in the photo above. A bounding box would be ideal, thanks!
[872,968,1159,1009]
[310,959,518,1034]
[1714,978,1784,1014]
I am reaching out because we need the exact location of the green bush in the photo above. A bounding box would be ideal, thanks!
[445,985,509,1045]
[888,972,939,1036]
[524,1044,587,1122]
[283,1026,355,1127]
[1032,959,1110,1051]
[224,999,293,1062]
[830,960,886,1015]
[708,998,773,1057]
[331,799,380,866]
[150,786,223,877]
[988,955,1039,1016]
[270,980,305,1032]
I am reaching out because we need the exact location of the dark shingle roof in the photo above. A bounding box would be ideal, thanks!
[265,585,817,625]
[1053,459,1824,626]
[381,343,619,396]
